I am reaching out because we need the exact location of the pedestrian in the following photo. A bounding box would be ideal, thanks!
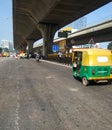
[58,50,62,63]
[65,51,69,65]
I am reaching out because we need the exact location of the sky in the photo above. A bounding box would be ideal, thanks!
[86,2,112,26]
[0,0,13,42]
[0,1,112,48]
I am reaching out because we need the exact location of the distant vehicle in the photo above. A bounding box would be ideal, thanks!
[35,53,40,62]
[2,48,10,57]
[18,52,27,59]
[0,47,10,57]
[72,48,112,86]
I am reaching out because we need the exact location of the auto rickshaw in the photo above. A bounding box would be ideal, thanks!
[72,48,112,86]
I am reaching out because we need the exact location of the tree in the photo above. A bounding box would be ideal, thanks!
[107,42,112,49]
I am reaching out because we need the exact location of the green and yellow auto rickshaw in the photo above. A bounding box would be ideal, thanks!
[72,48,112,86]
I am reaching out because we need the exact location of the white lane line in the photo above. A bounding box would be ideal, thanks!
[69,88,79,92]
[14,81,20,130]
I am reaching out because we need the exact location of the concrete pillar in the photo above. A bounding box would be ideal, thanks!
[27,40,34,53]
[27,40,34,58]
[20,43,27,53]
[37,23,58,58]
[21,45,27,52]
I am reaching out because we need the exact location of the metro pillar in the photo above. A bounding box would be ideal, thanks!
[27,40,34,57]
[21,44,27,52]
[37,23,58,58]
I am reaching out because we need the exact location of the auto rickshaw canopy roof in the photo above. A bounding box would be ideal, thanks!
[72,48,112,66]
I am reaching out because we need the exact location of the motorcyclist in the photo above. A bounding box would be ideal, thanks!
[36,53,40,62]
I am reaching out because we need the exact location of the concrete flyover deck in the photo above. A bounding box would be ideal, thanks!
[13,0,111,55]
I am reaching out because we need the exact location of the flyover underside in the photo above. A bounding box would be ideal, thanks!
[67,27,112,46]
[13,0,112,54]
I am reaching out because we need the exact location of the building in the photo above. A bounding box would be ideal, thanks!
[72,16,87,30]
[9,41,14,51]
[1,40,9,49]
[64,16,87,31]
[1,40,14,51]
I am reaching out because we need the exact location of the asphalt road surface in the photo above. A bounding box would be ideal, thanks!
[0,57,112,130]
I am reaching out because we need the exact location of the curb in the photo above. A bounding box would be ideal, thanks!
[40,59,72,68]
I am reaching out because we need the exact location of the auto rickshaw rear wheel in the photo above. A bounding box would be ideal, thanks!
[108,79,112,84]
[82,77,89,86]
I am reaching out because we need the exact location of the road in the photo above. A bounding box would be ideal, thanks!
[0,57,112,130]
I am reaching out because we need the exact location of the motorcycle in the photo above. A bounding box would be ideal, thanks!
[36,54,40,62]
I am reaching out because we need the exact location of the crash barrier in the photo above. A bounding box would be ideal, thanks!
[47,53,72,65]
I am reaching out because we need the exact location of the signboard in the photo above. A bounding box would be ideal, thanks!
[58,27,72,38]
[52,45,59,52]
[59,40,66,52]
[58,31,68,38]
[61,27,72,31]
[88,38,95,44]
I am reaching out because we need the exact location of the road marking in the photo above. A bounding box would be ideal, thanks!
[69,88,79,92]
[14,81,20,130]
[46,75,56,79]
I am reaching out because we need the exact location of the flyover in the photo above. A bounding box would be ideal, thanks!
[66,19,112,45]
[13,0,111,57]
[34,20,112,51]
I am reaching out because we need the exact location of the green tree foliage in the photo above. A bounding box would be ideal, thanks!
[107,42,112,49]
